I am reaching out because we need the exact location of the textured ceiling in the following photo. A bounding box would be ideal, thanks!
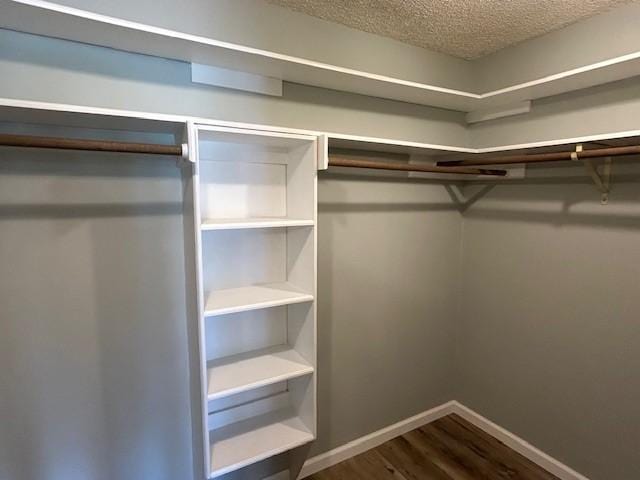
[265,0,636,60]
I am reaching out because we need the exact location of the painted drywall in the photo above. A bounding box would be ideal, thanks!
[456,167,640,480]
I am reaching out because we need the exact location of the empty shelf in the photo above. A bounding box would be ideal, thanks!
[201,217,314,231]
[210,408,314,478]
[207,345,314,400]
[205,283,313,316]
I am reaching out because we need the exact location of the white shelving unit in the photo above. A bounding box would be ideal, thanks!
[189,124,318,478]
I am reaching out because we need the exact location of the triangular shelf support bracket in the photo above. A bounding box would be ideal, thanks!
[574,145,612,204]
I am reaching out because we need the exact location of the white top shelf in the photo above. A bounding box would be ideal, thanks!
[4,0,640,113]
[201,217,314,231]
[204,283,313,317]
[207,345,314,401]
[210,408,314,478]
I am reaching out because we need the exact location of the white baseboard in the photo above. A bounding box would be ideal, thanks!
[298,400,590,480]
[298,401,456,478]
[450,402,590,480]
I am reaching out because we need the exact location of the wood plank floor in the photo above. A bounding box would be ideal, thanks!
[307,414,559,480]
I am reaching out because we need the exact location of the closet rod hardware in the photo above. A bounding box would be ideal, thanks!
[0,134,189,159]
[328,156,507,176]
[437,144,640,167]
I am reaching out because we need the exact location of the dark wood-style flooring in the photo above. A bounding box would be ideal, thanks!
[307,414,559,480]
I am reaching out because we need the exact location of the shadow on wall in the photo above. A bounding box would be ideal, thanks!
[318,171,467,215]
[464,171,640,231]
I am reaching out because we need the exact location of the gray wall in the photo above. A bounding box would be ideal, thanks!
[315,171,461,455]
[470,77,640,149]
[0,133,194,480]
[456,168,640,480]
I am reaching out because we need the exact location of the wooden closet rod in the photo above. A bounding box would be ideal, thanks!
[437,144,640,167]
[329,155,507,176]
[0,133,185,157]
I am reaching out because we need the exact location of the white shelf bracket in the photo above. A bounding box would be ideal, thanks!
[466,100,531,124]
[575,144,611,204]
[191,63,283,97]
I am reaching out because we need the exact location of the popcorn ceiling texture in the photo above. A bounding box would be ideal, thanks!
[265,0,637,60]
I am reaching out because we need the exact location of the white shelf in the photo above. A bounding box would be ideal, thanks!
[207,345,314,400]
[204,283,313,317]
[210,408,314,478]
[201,217,314,231]
[5,0,640,112]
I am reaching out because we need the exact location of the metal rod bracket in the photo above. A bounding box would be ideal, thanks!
[582,155,612,205]
[571,144,583,161]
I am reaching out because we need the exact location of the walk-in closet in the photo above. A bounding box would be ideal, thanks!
[1,1,639,480]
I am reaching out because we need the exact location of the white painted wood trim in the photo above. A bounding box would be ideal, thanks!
[450,402,591,480]
[296,401,590,480]
[475,129,640,153]
[326,132,476,154]
[188,122,212,479]
[317,134,329,170]
[298,401,457,478]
